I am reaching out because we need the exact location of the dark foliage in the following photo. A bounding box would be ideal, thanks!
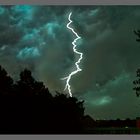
[133,30,140,97]
[133,69,140,97]
[0,66,85,134]
[0,66,13,95]
[134,30,140,42]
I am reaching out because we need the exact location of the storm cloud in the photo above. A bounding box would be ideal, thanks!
[0,5,140,119]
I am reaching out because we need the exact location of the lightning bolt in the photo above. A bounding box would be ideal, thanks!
[61,12,83,97]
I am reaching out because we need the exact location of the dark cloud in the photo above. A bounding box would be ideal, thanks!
[0,5,140,119]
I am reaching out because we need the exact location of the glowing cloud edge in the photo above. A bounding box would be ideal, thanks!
[61,12,83,97]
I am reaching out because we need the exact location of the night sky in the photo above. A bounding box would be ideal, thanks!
[0,5,140,119]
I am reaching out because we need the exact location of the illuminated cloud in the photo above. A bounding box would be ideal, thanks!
[17,47,40,60]
[0,6,4,15]
[0,45,7,51]
[12,5,33,20]
[92,96,112,106]
[45,22,60,38]
[89,8,99,16]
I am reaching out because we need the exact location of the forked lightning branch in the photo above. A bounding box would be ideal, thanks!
[61,12,83,97]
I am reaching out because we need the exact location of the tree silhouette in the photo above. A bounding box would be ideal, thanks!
[134,30,140,42]
[133,30,140,97]
[0,66,13,95]
[133,69,140,97]
[0,65,86,134]
[15,69,51,97]
[51,93,85,133]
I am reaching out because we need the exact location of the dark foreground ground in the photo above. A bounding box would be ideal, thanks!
[0,97,139,134]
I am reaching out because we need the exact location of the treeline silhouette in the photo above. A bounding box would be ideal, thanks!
[0,65,85,134]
